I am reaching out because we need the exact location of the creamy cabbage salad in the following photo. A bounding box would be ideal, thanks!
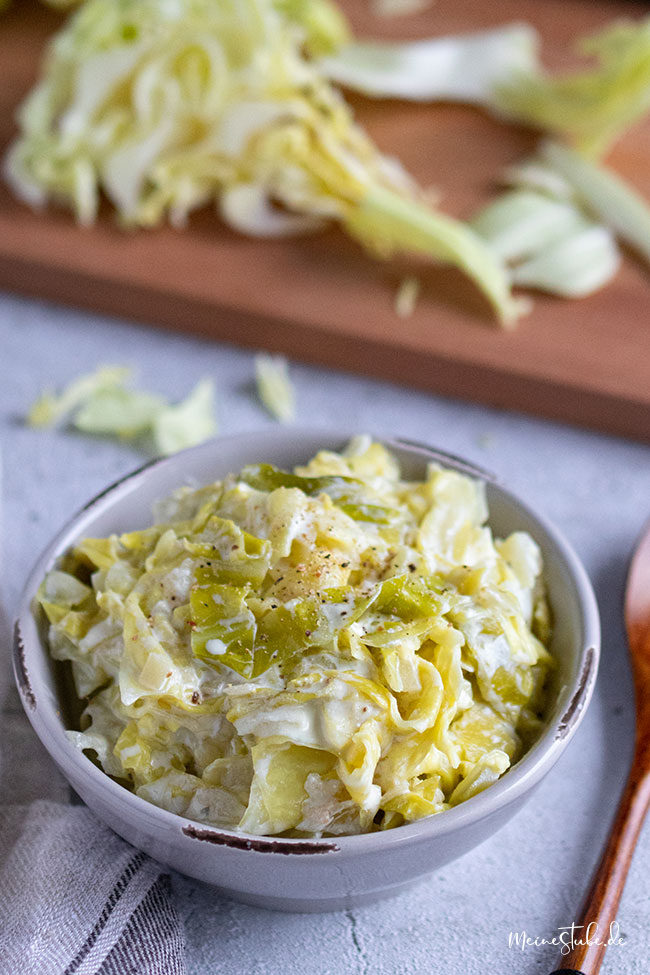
[39,438,553,837]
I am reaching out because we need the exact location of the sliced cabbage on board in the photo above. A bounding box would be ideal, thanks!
[40,437,554,837]
[470,186,621,299]
[322,14,650,299]
[322,16,650,158]
[5,0,521,325]
[475,140,650,295]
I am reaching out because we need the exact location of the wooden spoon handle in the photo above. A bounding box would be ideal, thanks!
[552,749,650,974]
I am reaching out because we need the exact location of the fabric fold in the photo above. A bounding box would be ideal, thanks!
[0,801,186,975]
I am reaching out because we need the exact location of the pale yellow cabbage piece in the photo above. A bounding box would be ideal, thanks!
[27,365,217,455]
[494,17,650,157]
[254,354,296,423]
[470,187,622,299]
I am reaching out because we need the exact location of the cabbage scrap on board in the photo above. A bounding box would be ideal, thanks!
[34,0,351,51]
[4,0,520,326]
[489,141,650,285]
[322,16,650,158]
[320,23,541,107]
[493,17,650,158]
[315,13,650,303]
[537,141,650,270]
[40,438,553,837]
[470,186,621,299]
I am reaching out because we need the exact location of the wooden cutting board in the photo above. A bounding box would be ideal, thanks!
[2,0,649,441]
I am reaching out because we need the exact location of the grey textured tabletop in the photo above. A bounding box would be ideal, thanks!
[1,291,649,975]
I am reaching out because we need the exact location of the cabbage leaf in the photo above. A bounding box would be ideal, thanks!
[494,17,650,156]
[255,354,296,423]
[470,186,621,298]
[321,24,539,105]
[28,365,217,455]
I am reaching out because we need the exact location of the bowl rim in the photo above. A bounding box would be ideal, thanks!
[14,428,601,856]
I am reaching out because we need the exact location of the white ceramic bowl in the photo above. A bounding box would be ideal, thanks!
[14,430,600,912]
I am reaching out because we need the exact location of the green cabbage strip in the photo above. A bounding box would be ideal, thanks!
[539,141,650,268]
[362,572,446,625]
[191,572,322,678]
[191,566,446,678]
[186,516,273,586]
[510,226,620,298]
[5,0,518,326]
[152,378,217,456]
[28,365,131,428]
[27,364,217,455]
[494,17,650,157]
[320,24,540,106]
[344,184,521,327]
[323,17,650,158]
[239,462,400,524]
[273,0,351,56]
[254,354,296,423]
[470,190,589,263]
[240,461,356,494]
[470,187,621,298]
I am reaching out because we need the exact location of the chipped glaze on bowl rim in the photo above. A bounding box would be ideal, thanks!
[14,429,600,859]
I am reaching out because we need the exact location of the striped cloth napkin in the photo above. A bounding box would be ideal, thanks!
[0,801,186,975]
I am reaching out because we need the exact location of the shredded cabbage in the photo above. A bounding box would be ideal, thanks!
[318,14,650,303]
[471,190,589,264]
[27,365,217,455]
[538,140,650,269]
[74,387,167,438]
[152,378,217,456]
[372,0,433,17]
[470,187,621,298]
[28,365,131,428]
[394,275,420,318]
[255,354,296,422]
[323,17,650,158]
[321,24,540,106]
[510,225,620,298]
[494,17,650,157]
[40,438,553,837]
[274,0,351,56]
[5,0,519,325]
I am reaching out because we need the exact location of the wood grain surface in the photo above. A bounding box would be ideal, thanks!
[1,0,649,440]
